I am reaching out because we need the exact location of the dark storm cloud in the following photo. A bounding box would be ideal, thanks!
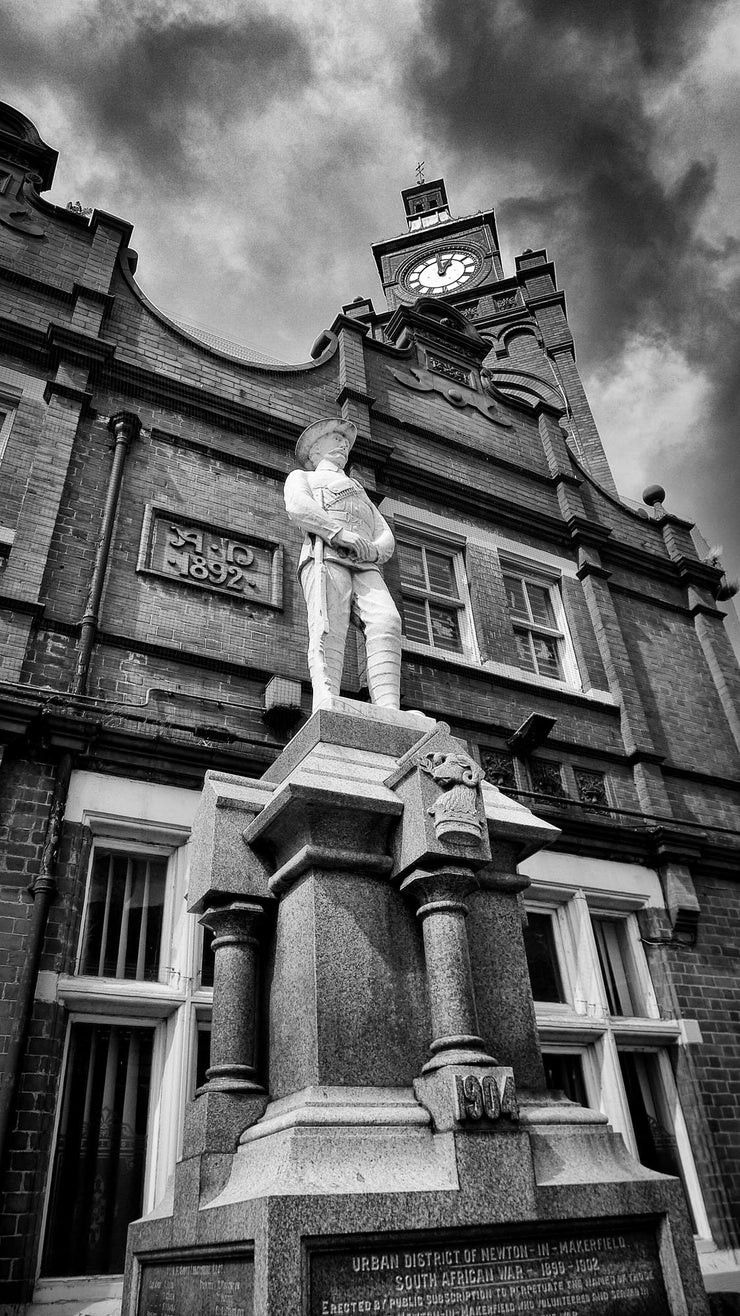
[408,0,721,354]
[406,0,740,561]
[1,0,312,190]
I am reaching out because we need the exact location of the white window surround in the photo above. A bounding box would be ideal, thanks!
[65,770,199,832]
[380,499,614,705]
[393,516,480,663]
[0,386,21,463]
[519,852,711,1243]
[40,775,208,1289]
[28,1274,124,1316]
[518,849,665,906]
[499,549,582,689]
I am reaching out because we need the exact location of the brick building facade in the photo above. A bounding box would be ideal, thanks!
[0,105,738,1314]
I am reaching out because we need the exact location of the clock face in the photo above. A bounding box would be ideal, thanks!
[403,248,480,295]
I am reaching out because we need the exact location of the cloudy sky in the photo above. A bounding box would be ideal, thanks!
[3,0,739,591]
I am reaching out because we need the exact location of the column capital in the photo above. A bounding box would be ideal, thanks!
[400,863,479,911]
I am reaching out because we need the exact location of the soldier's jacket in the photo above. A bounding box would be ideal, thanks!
[284,464,395,572]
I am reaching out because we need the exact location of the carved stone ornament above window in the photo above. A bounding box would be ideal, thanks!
[574,768,609,812]
[529,758,567,799]
[480,749,517,793]
[388,364,512,429]
[426,353,472,386]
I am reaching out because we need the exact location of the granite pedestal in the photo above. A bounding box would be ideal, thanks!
[122,699,709,1316]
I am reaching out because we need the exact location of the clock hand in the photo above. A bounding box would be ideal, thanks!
[436,253,454,276]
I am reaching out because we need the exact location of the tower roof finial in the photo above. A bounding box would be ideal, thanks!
[415,160,425,185]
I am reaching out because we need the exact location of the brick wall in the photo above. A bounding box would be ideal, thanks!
[0,362,49,536]
[0,795,90,1301]
[615,593,740,778]
[669,874,740,1244]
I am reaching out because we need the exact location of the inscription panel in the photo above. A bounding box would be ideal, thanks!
[138,1255,253,1316]
[309,1222,670,1316]
[137,505,283,608]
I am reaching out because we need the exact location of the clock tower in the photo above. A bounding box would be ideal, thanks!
[372,177,505,313]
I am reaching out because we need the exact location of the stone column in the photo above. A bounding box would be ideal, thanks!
[199,899,265,1093]
[401,865,496,1073]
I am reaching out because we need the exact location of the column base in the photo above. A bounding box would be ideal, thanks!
[422,1034,497,1073]
[197,1065,264,1096]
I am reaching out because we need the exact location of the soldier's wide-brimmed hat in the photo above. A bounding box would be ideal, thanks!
[295,417,357,470]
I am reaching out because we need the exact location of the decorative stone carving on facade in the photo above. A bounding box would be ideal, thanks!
[492,293,520,311]
[479,748,517,793]
[529,758,567,799]
[574,768,609,812]
[480,365,566,415]
[426,354,472,386]
[0,172,46,238]
[418,750,485,844]
[388,364,512,428]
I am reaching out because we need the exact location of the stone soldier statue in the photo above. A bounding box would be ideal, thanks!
[284,418,402,712]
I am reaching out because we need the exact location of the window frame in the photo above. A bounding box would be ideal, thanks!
[499,550,582,689]
[525,884,712,1242]
[393,517,480,663]
[75,839,173,985]
[43,823,212,1282]
[0,388,20,464]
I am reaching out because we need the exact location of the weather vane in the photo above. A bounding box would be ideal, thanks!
[415,160,425,185]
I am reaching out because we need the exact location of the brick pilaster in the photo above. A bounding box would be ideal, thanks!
[332,315,374,446]
[576,551,672,815]
[2,389,88,611]
[690,590,740,755]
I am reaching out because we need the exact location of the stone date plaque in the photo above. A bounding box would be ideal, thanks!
[309,1220,671,1315]
[137,504,283,608]
[138,1252,253,1316]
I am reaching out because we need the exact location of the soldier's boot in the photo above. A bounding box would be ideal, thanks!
[366,640,402,709]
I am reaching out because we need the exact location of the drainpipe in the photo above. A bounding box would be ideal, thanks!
[0,411,140,1172]
[73,412,141,693]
